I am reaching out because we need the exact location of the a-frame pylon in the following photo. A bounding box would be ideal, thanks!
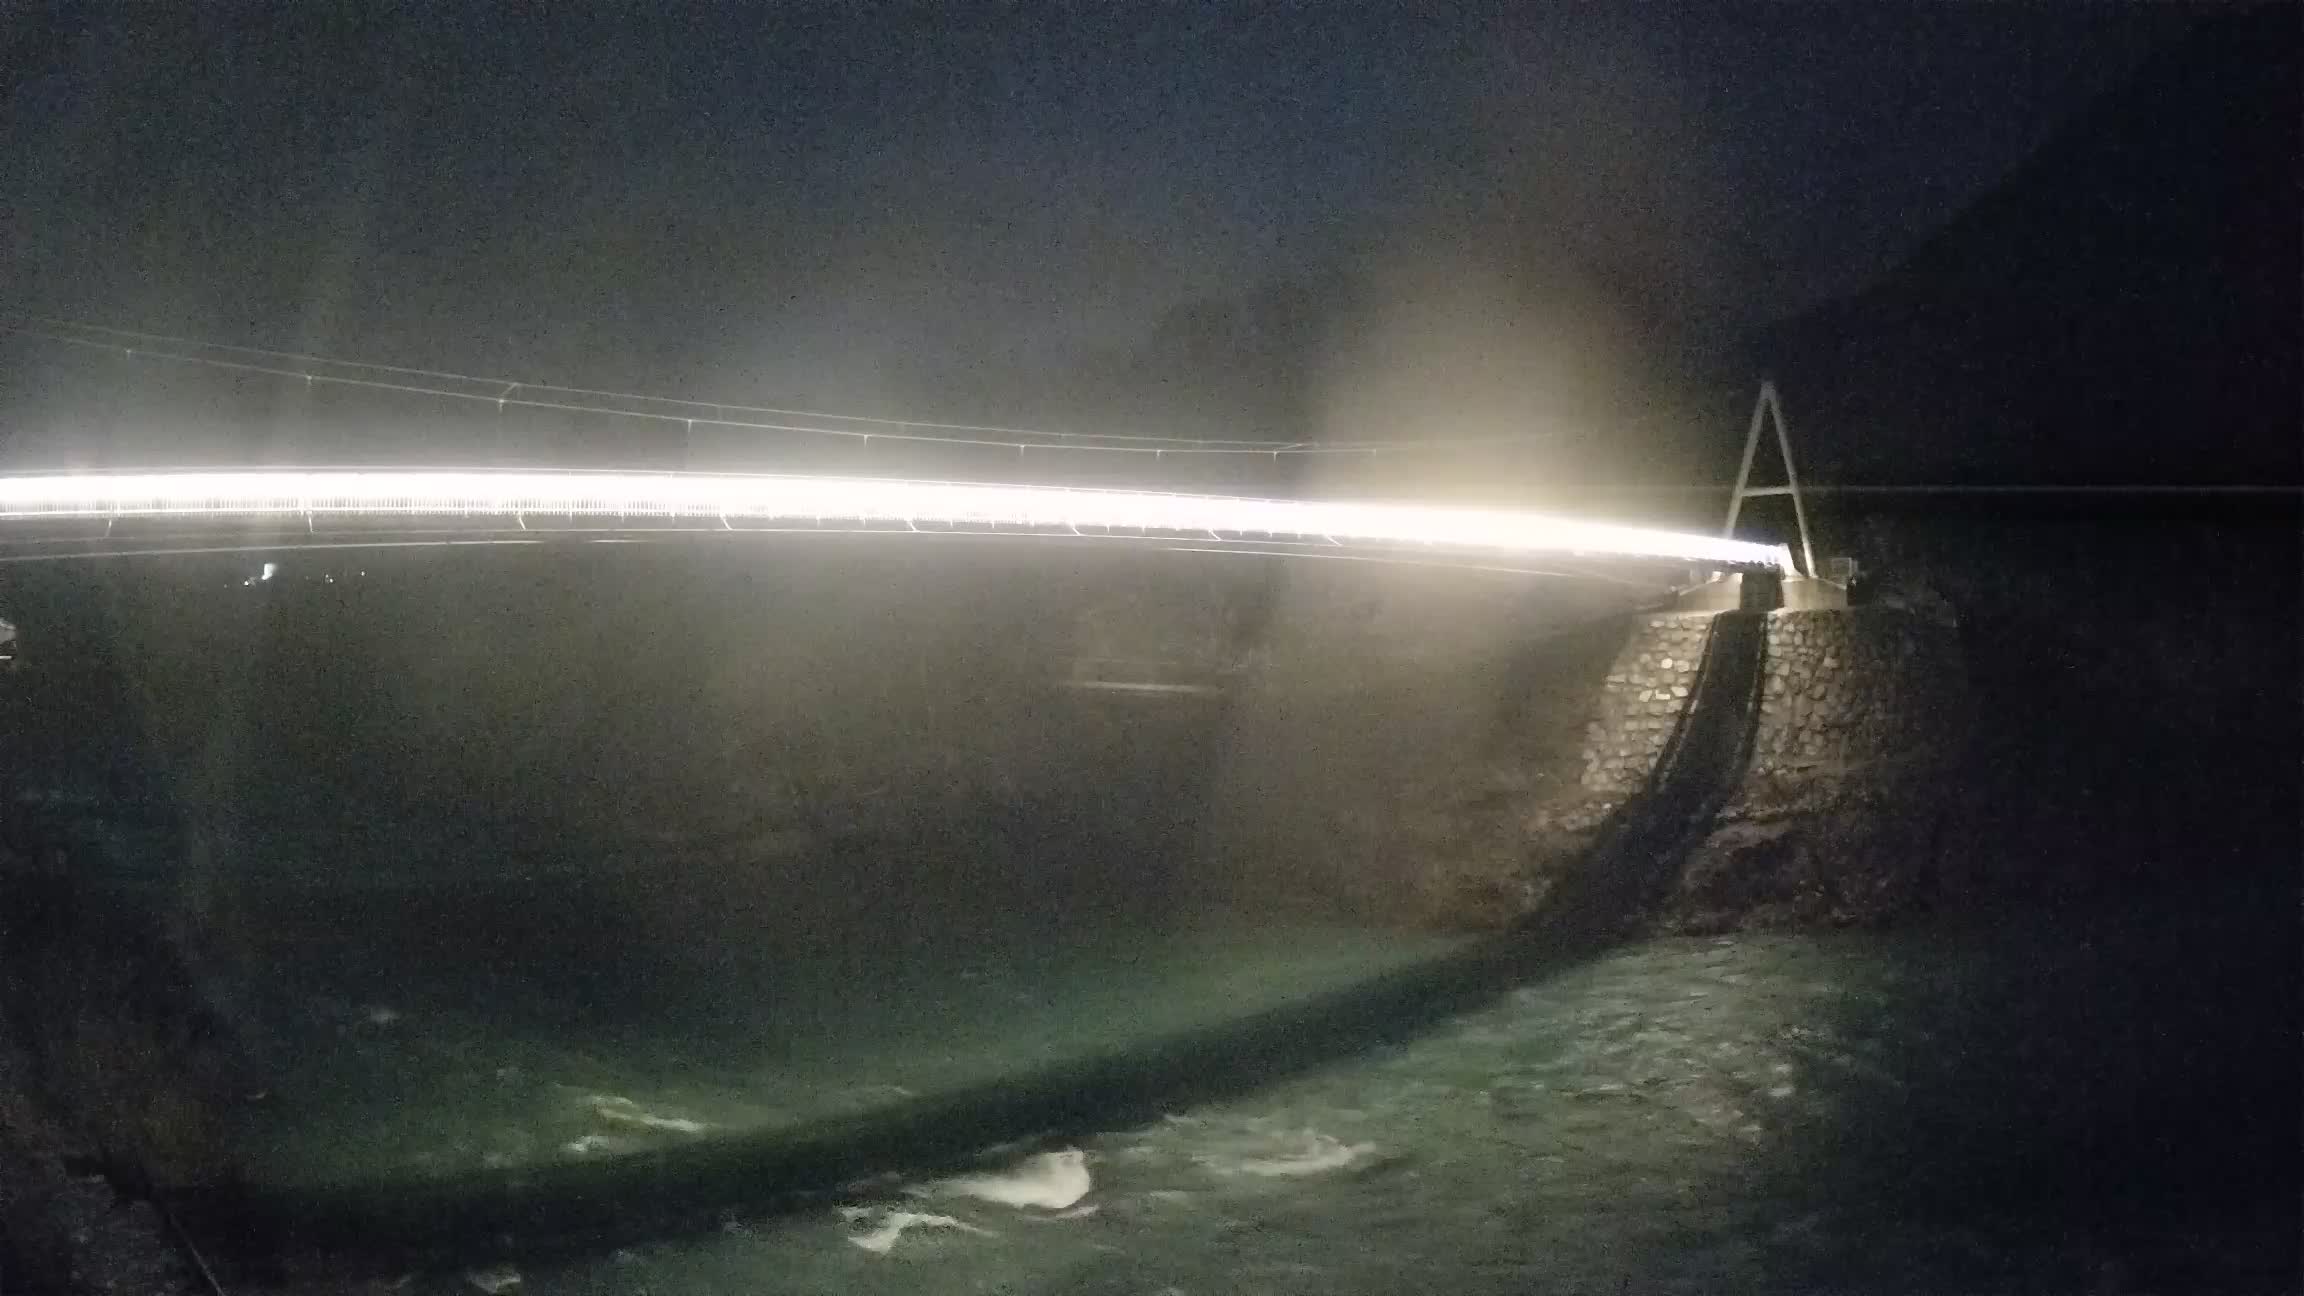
[1723,379,1818,580]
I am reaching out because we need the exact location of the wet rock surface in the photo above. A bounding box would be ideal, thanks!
[1657,773,1951,935]
[0,978,199,1295]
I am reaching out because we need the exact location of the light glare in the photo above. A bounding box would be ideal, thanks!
[0,471,1794,572]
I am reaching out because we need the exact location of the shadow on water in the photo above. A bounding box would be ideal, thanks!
[182,613,1773,1272]
[1741,883,2301,1295]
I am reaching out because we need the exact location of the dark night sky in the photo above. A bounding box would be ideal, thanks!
[0,4,2208,423]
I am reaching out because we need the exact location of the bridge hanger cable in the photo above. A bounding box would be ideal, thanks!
[0,314,1556,457]
[14,318,2283,496]
[8,313,1279,445]
[2,325,1356,458]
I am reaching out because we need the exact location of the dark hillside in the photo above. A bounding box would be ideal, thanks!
[1755,6,2300,487]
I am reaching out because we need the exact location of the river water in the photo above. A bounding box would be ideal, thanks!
[215,880,2292,1296]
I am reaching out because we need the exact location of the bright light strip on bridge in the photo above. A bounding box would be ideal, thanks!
[0,471,1796,571]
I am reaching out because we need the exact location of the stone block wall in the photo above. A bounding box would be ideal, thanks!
[1433,603,1971,932]
[1653,606,1971,934]
[1580,613,1716,795]
[1752,608,1966,777]
[1580,606,1967,796]
[1320,601,1975,931]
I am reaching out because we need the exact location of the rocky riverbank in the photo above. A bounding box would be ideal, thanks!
[0,967,201,1295]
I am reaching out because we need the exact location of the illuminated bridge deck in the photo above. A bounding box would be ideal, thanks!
[0,469,1793,579]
